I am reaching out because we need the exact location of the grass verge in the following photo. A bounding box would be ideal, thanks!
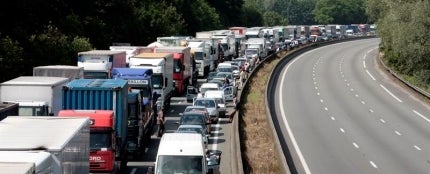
[240,51,285,174]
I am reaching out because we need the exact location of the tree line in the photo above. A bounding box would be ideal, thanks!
[0,0,370,82]
[366,0,430,89]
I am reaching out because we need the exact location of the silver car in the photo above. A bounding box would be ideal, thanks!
[193,98,219,123]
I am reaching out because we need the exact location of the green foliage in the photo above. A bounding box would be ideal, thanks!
[0,36,25,82]
[313,0,367,24]
[377,0,430,87]
[241,6,264,27]
[263,11,289,26]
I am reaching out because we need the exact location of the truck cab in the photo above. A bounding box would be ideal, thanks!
[58,110,116,173]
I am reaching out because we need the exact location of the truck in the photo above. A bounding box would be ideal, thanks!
[33,65,84,81]
[109,46,149,67]
[325,25,338,39]
[245,27,264,40]
[154,47,197,94]
[148,133,221,174]
[228,26,247,36]
[0,116,90,173]
[129,53,174,110]
[246,38,268,59]
[77,50,127,79]
[0,151,54,174]
[112,68,155,158]
[195,32,221,70]
[156,36,191,47]
[0,76,69,116]
[0,101,18,121]
[187,40,211,77]
[212,30,237,60]
[61,79,129,173]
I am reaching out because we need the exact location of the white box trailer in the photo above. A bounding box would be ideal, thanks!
[0,117,90,174]
[33,65,84,81]
[0,151,53,174]
[0,76,69,116]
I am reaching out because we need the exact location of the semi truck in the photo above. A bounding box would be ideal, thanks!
[0,76,69,116]
[246,38,268,59]
[77,50,127,79]
[112,68,155,158]
[186,40,211,78]
[154,47,197,94]
[148,133,221,174]
[0,101,18,121]
[0,116,90,173]
[194,32,221,70]
[129,53,174,111]
[33,65,84,80]
[0,151,54,174]
[212,30,237,60]
[62,79,129,173]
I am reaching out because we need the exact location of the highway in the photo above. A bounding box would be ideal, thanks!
[274,38,430,173]
[126,79,237,174]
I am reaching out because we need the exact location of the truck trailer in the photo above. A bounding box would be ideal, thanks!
[77,50,127,79]
[0,151,54,174]
[0,76,69,116]
[33,65,84,81]
[62,79,129,173]
[0,116,90,174]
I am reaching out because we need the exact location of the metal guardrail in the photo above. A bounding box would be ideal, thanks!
[378,56,430,99]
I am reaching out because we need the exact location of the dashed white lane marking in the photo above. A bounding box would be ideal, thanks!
[353,142,360,149]
[380,119,386,123]
[394,130,402,136]
[317,92,320,96]
[363,61,366,68]
[361,101,365,105]
[414,145,422,151]
[340,128,345,133]
[369,109,374,113]
[412,110,430,123]
[315,87,318,90]
[331,116,336,121]
[366,70,376,81]
[347,83,350,86]
[370,161,378,168]
[324,107,328,111]
[380,84,403,102]
[350,88,354,91]
[320,99,324,103]
[355,94,359,97]
[314,82,317,85]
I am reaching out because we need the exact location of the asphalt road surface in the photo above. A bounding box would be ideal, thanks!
[274,38,430,174]
[126,79,238,174]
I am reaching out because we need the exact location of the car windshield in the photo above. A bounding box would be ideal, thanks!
[180,114,205,125]
[177,127,203,134]
[218,67,232,72]
[156,155,203,174]
[194,100,216,108]
[185,107,207,113]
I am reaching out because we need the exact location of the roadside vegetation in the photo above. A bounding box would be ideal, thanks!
[240,51,284,173]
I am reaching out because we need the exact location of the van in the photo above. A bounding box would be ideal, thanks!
[149,133,221,174]
[204,90,226,118]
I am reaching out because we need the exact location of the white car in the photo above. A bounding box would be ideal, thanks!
[176,125,209,148]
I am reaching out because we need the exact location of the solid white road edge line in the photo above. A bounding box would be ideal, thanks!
[412,110,430,123]
[379,84,403,103]
[366,70,376,81]
[280,53,312,174]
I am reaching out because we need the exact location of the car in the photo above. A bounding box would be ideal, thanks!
[183,106,211,126]
[232,57,247,68]
[177,111,211,134]
[176,124,209,148]
[231,65,240,79]
[213,72,233,84]
[186,86,199,102]
[206,72,218,82]
[193,97,219,123]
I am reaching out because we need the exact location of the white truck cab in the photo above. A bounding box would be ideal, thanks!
[149,133,221,174]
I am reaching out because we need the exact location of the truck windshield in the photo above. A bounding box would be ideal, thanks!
[84,72,108,79]
[194,52,204,60]
[174,60,182,73]
[156,155,203,174]
[221,44,228,52]
[245,49,258,55]
[90,131,111,151]
[151,75,163,89]
[19,106,48,116]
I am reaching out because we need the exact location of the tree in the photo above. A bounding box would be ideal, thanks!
[313,0,367,24]
[263,11,288,26]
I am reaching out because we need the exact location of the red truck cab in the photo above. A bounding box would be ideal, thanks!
[58,110,115,173]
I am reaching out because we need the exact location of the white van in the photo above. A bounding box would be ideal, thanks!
[150,133,221,174]
[204,90,226,117]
